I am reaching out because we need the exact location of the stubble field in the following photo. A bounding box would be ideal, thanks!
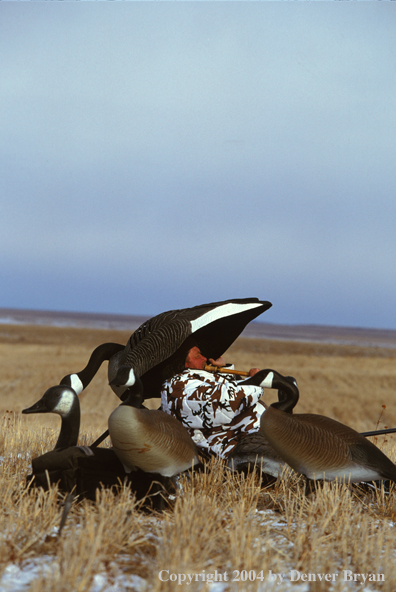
[1,323,396,591]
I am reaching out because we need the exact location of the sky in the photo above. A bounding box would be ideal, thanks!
[1,2,396,330]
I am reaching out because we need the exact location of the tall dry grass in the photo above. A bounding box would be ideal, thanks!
[1,324,396,590]
[1,417,396,591]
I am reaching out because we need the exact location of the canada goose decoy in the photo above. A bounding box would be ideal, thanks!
[109,298,272,398]
[108,372,199,477]
[22,385,175,510]
[257,370,396,484]
[22,385,80,449]
[57,299,271,402]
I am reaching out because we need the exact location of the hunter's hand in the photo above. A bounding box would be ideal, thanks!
[208,356,226,367]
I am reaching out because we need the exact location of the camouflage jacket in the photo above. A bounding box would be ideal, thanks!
[161,368,266,458]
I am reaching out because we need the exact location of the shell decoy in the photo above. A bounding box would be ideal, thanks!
[22,385,80,449]
[108,373,199,477]
[258,369,396,484]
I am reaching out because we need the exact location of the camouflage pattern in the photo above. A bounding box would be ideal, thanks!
[161,369,266,458]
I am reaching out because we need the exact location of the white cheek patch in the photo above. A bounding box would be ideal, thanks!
[53,390,75,416]
[260,372,274,389]
[69,374,84,395]
[125,368,136,387]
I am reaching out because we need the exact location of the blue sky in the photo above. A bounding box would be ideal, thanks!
[1,2,396,329]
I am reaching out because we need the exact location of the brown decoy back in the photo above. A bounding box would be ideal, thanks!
[258,370,396,483]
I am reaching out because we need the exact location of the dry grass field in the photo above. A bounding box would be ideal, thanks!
[1,323,396,591]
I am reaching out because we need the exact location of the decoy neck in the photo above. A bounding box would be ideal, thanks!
[119,373,145,409]
[60,342,124,395]
[251,369,299,413]
[272,374,299,414]
[22,385,80,449]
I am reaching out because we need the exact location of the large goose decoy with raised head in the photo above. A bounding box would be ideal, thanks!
[108,373,199,477]
[22,385,80,449]
[256,369,396,483]
[60,298,272,401]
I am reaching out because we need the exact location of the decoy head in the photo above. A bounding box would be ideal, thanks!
[109,366,137,389]
[22,385,78,418]
[256,369,299,414]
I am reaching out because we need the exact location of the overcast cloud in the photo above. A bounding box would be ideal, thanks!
[1,2,396,328]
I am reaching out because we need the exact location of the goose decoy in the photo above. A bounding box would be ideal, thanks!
[257,369,396,483]
[108,372,199,477]
[109,298,272,398]
[22,385,175,509]
[57,299,271,402]
[22,385,80,449]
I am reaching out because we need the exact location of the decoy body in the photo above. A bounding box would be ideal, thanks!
[22,385,80,449]
[60,299,272,401]
[258,370,396,483]
[226,431,287,480]
[108,373,199,477]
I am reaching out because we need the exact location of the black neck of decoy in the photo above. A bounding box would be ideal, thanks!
[120,378,145,408]
[55,405,80,448]
[271,373,300,413]
[60,342,125,389]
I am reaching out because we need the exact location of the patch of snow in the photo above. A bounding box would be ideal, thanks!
[0,559,149,592]
[0,557,54,591]
[90,573,148,592]
[258,583,309,592]
[207,584,229,592]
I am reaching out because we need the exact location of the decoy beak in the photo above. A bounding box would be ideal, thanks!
[22,399,49,414]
